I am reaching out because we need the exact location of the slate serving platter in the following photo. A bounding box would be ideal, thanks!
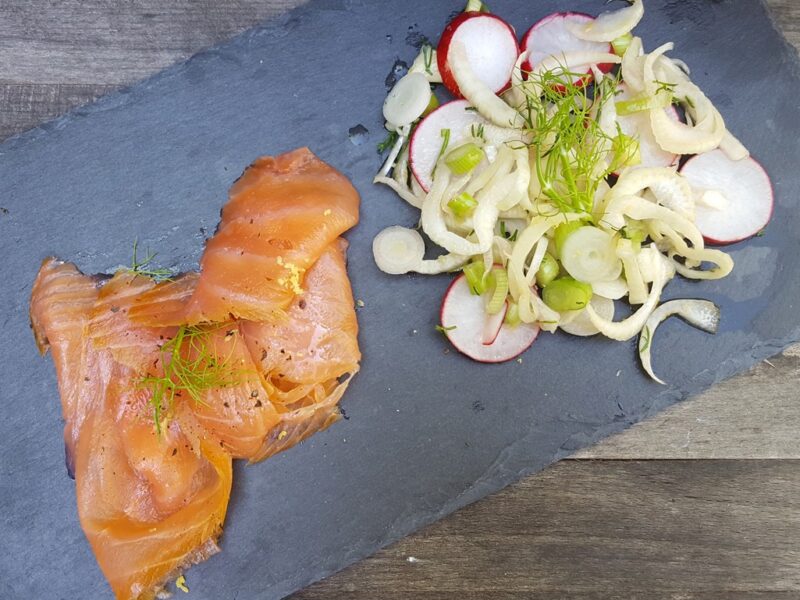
[1,0,799,598]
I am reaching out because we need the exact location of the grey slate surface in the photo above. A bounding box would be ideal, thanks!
[1,0,799,598]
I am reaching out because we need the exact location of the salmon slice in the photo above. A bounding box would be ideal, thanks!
[184,148,359,324]
[126,272,198,329]
[240,240,361,461]
[30,259,105,474]
[31,260,233,600]
[75,362,232,600]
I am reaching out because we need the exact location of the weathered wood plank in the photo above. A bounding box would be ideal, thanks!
[578,346,800,459]
[0,1,304,85]
[291,460,800,599]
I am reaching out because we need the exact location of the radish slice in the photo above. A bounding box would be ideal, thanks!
[372,226,425,275]
[521,13,613,85]
[615,84,679,170]
[441,274,539,363]
[383,73,432,129]
[437,12,519,99]
[409,99,487,192]
[560,296,615,337]
[680,150,774,245]
[482,302,508,345]
[568,0,644,43]
[639,299,721,384]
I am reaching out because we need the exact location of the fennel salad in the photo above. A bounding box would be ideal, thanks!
[372,0,773,380]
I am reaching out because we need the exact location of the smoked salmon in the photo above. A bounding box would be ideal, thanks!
[131,148,360,326]
[29,148,361,599]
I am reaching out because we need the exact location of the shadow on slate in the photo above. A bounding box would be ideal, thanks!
[0,0,798,598]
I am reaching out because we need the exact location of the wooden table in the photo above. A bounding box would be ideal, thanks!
[4,2,799,597]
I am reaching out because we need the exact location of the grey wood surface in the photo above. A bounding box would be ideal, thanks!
[2,0,798,597]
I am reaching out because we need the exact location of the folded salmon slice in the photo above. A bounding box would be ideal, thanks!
[186,147,359,324]
[129,241,360,462]
[30,259,104,474]
[31,264,233,600]
[240,240,361,462]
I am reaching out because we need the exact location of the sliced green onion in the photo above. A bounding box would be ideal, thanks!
[485,268,509,315]
[611,33,633,57]
[536,253,560,288]
[611,133,641,170]
[448,191,478,218]
[504,302,521,327]
[542,277,593,312]
[463,261,486,295]
[445,143,485,175]
[423,93,440,117]
[616,93,672,116]
[553,221,584,257]
[623,219,648,245]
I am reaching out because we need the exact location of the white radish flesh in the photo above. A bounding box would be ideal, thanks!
[680,150,773,245]
[372,226,425,275]
[521,13,613,85]
[383,73,432,129]
[560,296,616,337]
[639,299,721,384]
[482,302,508,345]
[410,100,487,192]
[437,12,519,97]
[448,41,524,129]
[441,275,540,363]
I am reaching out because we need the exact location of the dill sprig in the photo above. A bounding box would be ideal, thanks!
[140,324,246,434]
[127,239,173,281]
[517,66,629,216]
[377,130,400,155]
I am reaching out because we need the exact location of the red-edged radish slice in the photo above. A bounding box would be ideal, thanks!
[521,13,613,85]
[615,83,680,170]
[482,302,508,345]
[680,150,774,245]
[441,274,539,363]
[409,99,487,192]
[437,12,519,99]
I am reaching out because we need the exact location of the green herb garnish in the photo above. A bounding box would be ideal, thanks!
[140,324,246,434]
[127,239,173,281]
[378,130,399,154]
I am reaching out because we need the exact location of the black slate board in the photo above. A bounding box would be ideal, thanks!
[1,1,799,598]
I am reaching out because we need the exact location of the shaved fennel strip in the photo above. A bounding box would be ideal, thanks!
[449,41,524,128]
[639,299,721,384]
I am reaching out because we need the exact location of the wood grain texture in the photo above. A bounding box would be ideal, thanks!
[2,1,800,598]
[292,460,800,599]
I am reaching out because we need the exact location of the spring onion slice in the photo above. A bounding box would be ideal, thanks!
[372,226,426,275]
[542,277,593,312]
[448,191,479,218]
[616,93,672,116]
[464,261,487,295]
[611,32,634,56]
[639,299,721,384]
[446,143,486,175]
[486,268,510,315]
